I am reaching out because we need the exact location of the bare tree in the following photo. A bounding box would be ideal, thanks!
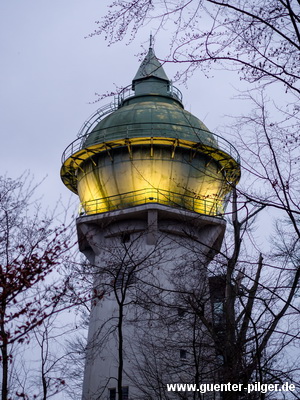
[63,324,88,400]
[91,0,299,94]
[119,193,299,399]
[29,314,76,400]
[0,174,73,400]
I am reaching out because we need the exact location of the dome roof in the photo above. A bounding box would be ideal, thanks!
[83,95,216,149]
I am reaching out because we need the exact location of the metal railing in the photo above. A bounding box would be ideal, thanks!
[61,126,240,166]
[117,83,183,106]
[78,188,224,217]
[76,102,118,139]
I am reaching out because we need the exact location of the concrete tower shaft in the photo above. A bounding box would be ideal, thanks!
[77,206,226,400]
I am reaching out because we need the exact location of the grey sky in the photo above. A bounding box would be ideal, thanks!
[0,0,246,210]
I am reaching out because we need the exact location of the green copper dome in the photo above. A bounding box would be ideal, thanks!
[83,46,216,149]
[83,95,216,149]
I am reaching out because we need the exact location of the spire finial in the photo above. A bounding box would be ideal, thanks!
[149,33,153,49]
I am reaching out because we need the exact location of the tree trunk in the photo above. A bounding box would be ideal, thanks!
[1,316,8,400]
[117,302,124,400]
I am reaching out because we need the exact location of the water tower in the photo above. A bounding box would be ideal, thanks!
[61,44,240,399]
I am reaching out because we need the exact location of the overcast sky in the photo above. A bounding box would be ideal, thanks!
[0,1,247,211]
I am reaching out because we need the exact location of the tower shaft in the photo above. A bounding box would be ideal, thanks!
[78,205,226,399]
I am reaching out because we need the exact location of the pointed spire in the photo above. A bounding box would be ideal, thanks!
[132,38,169,84]
[149,33,153,49]
[129,36,183,105]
